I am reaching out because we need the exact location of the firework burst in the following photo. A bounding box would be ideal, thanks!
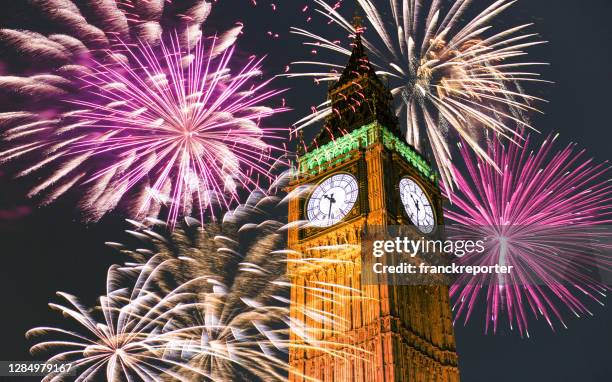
[29,170,369,381]
[288,0,548,187]
[27,255,210,381]
[445,134,612,337]
[0,1,287,225]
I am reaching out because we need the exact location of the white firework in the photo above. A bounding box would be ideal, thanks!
[288,0,548,187]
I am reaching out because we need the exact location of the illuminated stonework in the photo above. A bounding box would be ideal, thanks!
[299,122,438,182]
[288,26,459,382]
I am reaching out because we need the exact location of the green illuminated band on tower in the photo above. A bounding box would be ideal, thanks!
[299,122,438,182]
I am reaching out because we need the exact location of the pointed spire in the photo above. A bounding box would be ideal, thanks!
[306,13,402,148]
[332,14,377,88]
[297,130,306,155]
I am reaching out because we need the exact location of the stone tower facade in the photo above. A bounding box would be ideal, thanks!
[287,27,460,382]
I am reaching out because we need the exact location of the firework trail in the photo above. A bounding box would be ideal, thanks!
[27,255,213,381]
[29,167,369,381]
[288,0,548,188]
[0,1,287,225]
[444,134,612,337]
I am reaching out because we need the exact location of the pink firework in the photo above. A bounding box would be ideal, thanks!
[1,34,287,224]
[445,134,612,337]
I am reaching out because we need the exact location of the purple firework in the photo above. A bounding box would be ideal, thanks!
[445,134,612,337]
[0,1,286,225]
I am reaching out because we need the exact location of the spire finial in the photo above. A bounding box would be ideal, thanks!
[353,13,364,36]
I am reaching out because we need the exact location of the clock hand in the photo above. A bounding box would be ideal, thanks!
[328,194,336,218]
[324,193,336,218]
[323,193,336,203]
[411,195,420,212]
[411,194,425,222]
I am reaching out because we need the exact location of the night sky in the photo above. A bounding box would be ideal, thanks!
[1,1,611,381]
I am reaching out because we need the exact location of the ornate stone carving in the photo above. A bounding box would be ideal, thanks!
[287,19,459,382]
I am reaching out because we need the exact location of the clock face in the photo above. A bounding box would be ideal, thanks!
[307,173,359,228]
[399,178,435,233]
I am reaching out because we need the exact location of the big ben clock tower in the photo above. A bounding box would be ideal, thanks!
[287,24,460,382]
